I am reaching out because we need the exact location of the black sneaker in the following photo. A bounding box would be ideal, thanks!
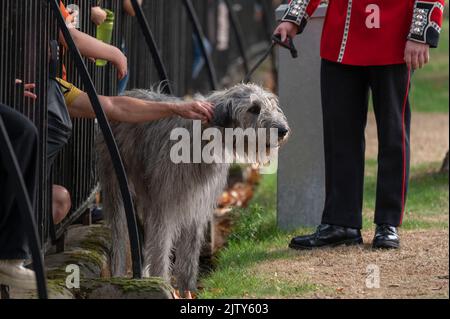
[289,224,363,250]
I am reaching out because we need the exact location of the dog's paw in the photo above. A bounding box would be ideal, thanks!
[172,289,194,299]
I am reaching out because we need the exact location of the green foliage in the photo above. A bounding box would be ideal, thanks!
[410,20,449,113]
[200,162,448,298]
[363,161,449,230]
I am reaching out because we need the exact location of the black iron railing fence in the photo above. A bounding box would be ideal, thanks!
[0,0,277,298]
[0,0,54,247]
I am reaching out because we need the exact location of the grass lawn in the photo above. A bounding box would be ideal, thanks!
[199,162,449,299]
[410,20,449,113]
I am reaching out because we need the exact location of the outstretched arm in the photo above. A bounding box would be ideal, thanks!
[68,92,214,123]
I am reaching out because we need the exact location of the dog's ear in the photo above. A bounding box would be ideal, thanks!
[213,100,233,128]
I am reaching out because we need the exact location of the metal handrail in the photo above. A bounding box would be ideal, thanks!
[224,0,250,76]
[49,0,143,279]
[0,114,48,299]
[130,0,173,95]
[182,0,219,90]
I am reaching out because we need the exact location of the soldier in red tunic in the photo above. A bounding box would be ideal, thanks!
[274,0,445,249]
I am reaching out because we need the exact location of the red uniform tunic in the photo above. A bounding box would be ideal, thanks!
[282,0,445,66]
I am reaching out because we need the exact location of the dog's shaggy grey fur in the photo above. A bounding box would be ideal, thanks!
[96,83,289,294]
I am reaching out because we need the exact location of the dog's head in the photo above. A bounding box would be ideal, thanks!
[210,83,290,148]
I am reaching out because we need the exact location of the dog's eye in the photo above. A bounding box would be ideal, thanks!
[248,103,261,115]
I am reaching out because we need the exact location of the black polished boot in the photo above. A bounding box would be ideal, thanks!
[372,224,400,249]
[289,224,363,250]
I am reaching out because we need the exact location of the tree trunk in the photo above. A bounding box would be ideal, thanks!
[440,151,449,173]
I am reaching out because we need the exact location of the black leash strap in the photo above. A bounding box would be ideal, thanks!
[130,0,172,95]
[0,115,48,299]
[244,42,274,83]
[49,0,143,279]
[183,0,219,90]
[244,34,298,83]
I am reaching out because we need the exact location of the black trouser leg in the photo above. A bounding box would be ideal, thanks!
[320,59,370,229]
[369,64,411,227]
[0,103,38,260]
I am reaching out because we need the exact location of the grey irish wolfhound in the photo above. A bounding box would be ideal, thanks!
[96,83,290,295]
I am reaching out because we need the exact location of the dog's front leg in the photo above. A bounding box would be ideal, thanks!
[173,221,207,297]
[142,216,175,283]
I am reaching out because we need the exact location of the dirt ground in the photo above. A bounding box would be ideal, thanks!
[366,113,449,164]
[251,114,449,299]
[253,229,449,299]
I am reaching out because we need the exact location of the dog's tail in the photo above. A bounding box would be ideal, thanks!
[106,188,129,277]
[96,137,130,277]
[103,174,130,276]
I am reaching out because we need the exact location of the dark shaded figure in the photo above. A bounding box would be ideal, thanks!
[0,103,39,289]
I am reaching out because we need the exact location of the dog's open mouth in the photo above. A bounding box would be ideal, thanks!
[267,136,289,149]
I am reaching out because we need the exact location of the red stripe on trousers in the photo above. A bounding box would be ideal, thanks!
[399,68,411,226]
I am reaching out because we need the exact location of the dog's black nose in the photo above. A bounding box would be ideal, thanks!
[278,128,289,138]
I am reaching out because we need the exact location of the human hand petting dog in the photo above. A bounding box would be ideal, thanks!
[404,40,430,70]
[170,100,215,123]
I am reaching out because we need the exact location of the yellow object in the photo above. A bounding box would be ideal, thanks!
[55,77,82,107]
[96,9,115,66]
